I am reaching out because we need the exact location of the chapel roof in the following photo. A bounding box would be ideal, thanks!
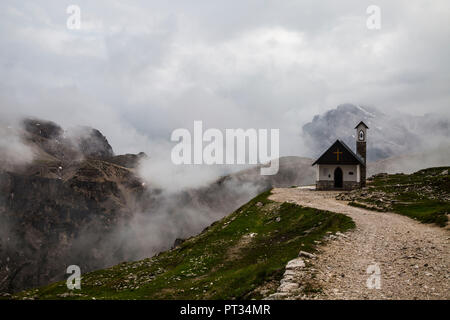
[312,139,365,166]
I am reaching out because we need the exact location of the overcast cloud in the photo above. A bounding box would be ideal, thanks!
[1,0,449,160]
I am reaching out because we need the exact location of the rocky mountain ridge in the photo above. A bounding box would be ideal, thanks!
[303,104,450,161]
[0,118,149,292]
[0,118,315,293]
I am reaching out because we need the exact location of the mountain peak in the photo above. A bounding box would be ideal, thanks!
[302,104,449,161]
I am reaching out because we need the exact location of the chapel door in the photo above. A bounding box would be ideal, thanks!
[334,167,343,188]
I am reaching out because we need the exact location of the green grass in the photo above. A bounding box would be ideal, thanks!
[391,201,448,227]
[349,167,449,227]
[12,189,354,300]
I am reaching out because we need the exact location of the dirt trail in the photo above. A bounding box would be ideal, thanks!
[269,188,450,300]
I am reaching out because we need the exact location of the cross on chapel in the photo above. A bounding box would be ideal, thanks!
[333,148,343,161]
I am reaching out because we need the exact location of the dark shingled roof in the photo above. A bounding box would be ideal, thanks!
[312,139,364,166]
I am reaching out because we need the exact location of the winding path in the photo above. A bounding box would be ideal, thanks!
[269,188,450,300]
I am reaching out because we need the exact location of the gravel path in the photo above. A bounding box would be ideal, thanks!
[269,188,450,300]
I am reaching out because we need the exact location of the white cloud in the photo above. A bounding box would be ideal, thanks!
[0,0,449,162]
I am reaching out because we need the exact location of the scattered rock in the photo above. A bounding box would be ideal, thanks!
[283,269,296,276]
[298,251,315,259]
[286,258,305,270]
[266,292,289,300]
[279,282,299,292]
[172,238,185,248]
[335,232,348,239]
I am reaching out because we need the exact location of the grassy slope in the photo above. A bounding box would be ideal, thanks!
[347,167,449,227]
[12,190,354,300]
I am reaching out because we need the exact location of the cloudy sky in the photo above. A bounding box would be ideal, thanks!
[1,0,449,159]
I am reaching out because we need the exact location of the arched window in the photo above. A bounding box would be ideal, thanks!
[359,130,365,141]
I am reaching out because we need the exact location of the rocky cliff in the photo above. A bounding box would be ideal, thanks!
[0,118,148,292]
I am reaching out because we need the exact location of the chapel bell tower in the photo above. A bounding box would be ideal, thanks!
[355,121,369,187]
